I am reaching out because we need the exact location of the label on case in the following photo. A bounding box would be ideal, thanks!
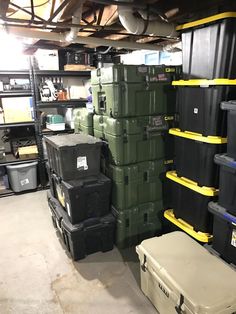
[77,156,88,171]
[20,178,29,186]
[137,66,148,73]
[231,229,236,247]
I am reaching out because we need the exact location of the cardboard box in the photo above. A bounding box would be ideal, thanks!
[18,145,38,159]
[1,97,33,123]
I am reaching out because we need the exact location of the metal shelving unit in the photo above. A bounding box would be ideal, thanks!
[29,59,91,190]
[37,99,87,108]
[34,70,91,77]
[0,122,35,128]
[0,68,45,197]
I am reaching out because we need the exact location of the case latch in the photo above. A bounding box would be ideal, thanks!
[175,294,184,314]
[141,254,147,272]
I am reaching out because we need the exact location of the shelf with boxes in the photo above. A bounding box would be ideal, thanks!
[0,69,43,196]
[164,12,236,244]
[45,133,115,260]
[31,64,91,187]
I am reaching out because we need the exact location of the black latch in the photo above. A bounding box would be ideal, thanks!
[141,254,147,272]
[175,294,184,314]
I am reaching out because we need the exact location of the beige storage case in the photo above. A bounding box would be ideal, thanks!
[136,231,236,314]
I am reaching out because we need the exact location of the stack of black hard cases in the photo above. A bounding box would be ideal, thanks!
[208,101,236,266]
[164,12,236,244]
[45,133,115,260]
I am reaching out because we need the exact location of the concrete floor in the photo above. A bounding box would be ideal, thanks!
[0,190,157,314]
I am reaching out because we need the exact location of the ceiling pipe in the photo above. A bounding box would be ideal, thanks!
[6,25,168,51]
[65,1,84,43]
[118,6,178,37]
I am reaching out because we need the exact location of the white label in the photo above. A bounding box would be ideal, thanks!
[77,156,88,171]
[137,66,148,73]
[66,202,71,217]
[231,229,236,247]
[194,108,198,114]
[21,178,29,186]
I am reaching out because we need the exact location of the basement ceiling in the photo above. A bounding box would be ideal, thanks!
[0,0,235,52]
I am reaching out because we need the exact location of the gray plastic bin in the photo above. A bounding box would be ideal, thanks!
[7,161,38,192]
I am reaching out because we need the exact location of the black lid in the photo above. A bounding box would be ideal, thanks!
[214,154,236,169]
[221,101,236,111]
[208,201,236,224]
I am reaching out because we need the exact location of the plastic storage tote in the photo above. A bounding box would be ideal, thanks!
[48,192,115,261]
[91,64,182,85]
[208,202,236,265]
[221,100,236,159]
[170,128,226,187]
[215,154,236,215]
[92,82,176,118]
[74,108,94,136]
[45,133,102,181]
[106,160,167,210]
[51,172,111,224]
[177,12,236,79]
[6,161,38,192]
[166,171,217,233]
[173,80,236,136]
[112,200,163,249]
[136,231,236,314]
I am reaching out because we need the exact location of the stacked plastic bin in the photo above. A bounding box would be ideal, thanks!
[164,12,236,243]
[45,133,115,261]
[91,64,181,248]
[208,100,236,266]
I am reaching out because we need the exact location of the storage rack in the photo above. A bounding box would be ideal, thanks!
[0,70,39,197]
[0,63,91,197]
[29,60,91,190]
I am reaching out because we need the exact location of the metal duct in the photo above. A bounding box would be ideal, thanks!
[118,6,178,37]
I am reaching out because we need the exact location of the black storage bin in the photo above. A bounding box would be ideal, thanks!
[177,13,236,79]
[167,171,217,232]
[221,101,236,159]
[175,83,236,136]
[45,134,102,181]
[215,154,236,216]
[171,128,226,187]
[208,202,236,265]
[61,214,115,261]
[52,173,111,224]
[48,192,115,261]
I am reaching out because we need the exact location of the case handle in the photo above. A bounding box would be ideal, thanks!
[175,294,184,314]
[141,254,147,272]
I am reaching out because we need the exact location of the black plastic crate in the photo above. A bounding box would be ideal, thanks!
[215,154,236,216]
[167,171,217,233]
[45,134,102,181]
[208,202,236,265]
[175,83,236,136]
[221,101,236,159]
[178,13,236,79]
[51,172,111,224]
[48,192,115,261]
[171,129,226,187]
